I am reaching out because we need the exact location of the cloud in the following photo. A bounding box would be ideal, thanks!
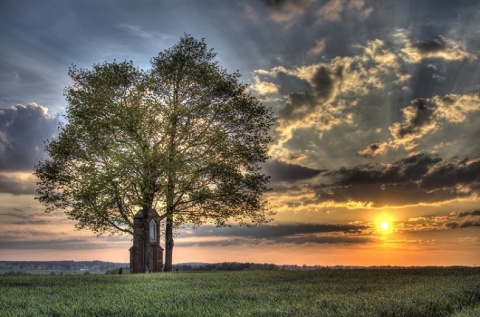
[445,221,480,229]
[0,229,130,250]
[401,208,480,232]
[262,0,314,23]
[456,209,480,218]
[177,223,371,246]
[262,160,324,182]
[310,154,480,208]
[357,141,388,158]
[317,0,344,22]
[389,98,437,150]
[0,173,37,195]
[251,71,280,95]
[444,208,480,229]
[255,38,410,162]
[315,0,373,23]
[402,36,477,63]
[0,103,59,172]
[252,28,480,164]
[0,209,29,220]
[359,94,480,156]
[117,24,170,40]
[332,153,441,186]
[178,235,372,247]
[0,238,117,250]
[348,0,373,18]
[308,39,327,56]
[260,0,374,26]
[434,94,480,123]
[186,223,369,238]
[420,158,480,192]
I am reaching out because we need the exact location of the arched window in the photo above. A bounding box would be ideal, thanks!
[149,220,157,242]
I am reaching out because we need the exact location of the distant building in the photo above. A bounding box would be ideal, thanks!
[129,209,163,273]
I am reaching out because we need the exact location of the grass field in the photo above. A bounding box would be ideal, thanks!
[1,268,479,316]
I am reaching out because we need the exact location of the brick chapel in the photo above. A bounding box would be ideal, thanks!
[129,209,164,273]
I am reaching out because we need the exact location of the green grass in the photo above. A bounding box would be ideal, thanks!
[1,268,479,316]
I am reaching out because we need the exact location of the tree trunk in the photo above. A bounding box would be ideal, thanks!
[163,79,180,272]
[164,214,174,271]
[163,149,176,272]
[142,205,150,273]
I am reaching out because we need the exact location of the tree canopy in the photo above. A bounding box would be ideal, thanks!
[34,35,275,271]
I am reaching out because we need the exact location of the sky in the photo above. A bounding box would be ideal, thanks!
[1,0,479,267]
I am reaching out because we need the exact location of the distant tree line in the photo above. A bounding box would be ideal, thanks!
[0,261,126,273]
[172,262,333,272]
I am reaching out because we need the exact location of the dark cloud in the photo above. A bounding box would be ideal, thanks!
[445,221,480,229]
[178,235,372,247]
[276,71,311,94]
[11,220,50,225]
[390,98,436,142]
[359,94,480,156]
[0,209,29,220]
[277,65,341,122]
[406,36,477,62]
[177,223,371,247]
[278,235,371,245]
[333,153,442,185]
[0,103,59,172]
[357,142,388,158]
[262,0,313,22]
[183,223,368,239]
[411,36,449,54]
[0,231,129,250]
[402,208,480,232]
[0,238,106,250]
[0,173,37,195]
[457,209,480,218]
[263,0,299,10]
[311,154,480,207]
[459,221,480,228]
[421,159,480,191]
[262,160,324,182]
[312,66,337,101]
[279,92,316,120]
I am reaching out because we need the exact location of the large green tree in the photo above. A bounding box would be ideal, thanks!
[34,36,275,272]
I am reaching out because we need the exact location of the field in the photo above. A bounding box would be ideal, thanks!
[1,268,479,316]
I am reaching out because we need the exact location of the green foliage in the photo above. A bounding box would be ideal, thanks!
[34,35,275,269]
[1,268,479,316]
[34,34,275,231]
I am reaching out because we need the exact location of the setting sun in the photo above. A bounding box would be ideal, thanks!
[381,221,389,231]
[375,213,395,234]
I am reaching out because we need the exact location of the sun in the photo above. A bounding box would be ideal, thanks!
[380,221,389,231]
[375,214,395,234]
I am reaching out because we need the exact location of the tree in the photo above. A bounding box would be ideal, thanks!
[34,35,275,272]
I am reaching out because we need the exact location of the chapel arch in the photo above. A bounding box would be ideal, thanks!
[149,219,157,242]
